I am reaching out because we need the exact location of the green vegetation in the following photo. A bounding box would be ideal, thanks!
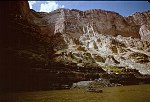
[94,55,105,62]
[129,52,149,63]
[83,53,95,64]
[108,66,122,74]
[70,53,78,60]
[129,52,148,58]
[111,39,126,47]
[1,84,150,102]
[77,46,86,51]
[101,66,122,74]
[118,47,126,53]
[110,45,118,53]
[84,63,98,68]
[70,52,80,63]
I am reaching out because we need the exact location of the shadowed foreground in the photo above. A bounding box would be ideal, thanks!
[0,84,150,102]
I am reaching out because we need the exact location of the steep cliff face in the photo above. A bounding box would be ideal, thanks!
[39,9,150,39]
[126,11,150,41]
[0,1,58,91]
[1,1,30,19]
[52,24,150,74]
[0,1,104,91]
[38,8,150,74]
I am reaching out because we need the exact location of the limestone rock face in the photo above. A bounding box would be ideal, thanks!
[41,9,140,38]
[8,5,149,74]
[128,10,150,41]
[131,11,150,25]
[139,25,150,41]
[51,18,150,74]
[32,9,150,41]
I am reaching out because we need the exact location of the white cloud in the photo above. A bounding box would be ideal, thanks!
[28,1,37,9]
[40,1,64,12]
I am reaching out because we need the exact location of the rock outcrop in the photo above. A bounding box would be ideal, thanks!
[37,9,150,40]
[42,8,150,74]
[0,1,104,91]
[126,10,150,41]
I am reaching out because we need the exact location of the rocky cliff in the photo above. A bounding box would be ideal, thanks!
[0,1,104,91]
[39,8,150,74]
[0,1,150,91]
[37,8,150,39]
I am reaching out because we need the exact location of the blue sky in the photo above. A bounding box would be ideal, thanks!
[28,1,150,16]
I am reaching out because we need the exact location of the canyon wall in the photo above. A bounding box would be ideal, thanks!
[37,9,150,40]
[0,1,150,91]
